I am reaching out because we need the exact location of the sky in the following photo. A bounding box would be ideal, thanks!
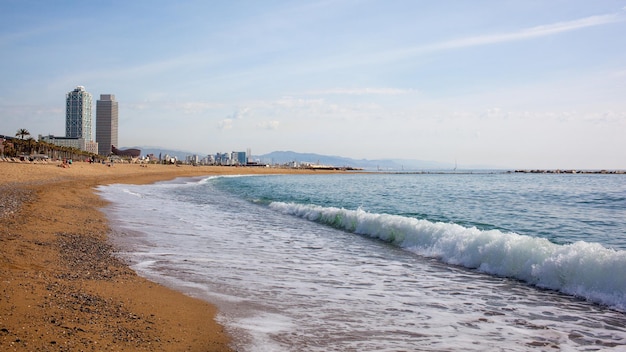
[1,0,625,169]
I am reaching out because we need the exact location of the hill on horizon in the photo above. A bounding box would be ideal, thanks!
[255,151,453,170]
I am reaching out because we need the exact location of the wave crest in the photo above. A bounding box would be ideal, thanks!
[269,201,626,311]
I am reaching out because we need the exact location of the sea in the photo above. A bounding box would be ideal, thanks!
[96,171,626,351]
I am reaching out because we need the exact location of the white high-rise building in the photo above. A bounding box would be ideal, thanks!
[65,86,93,141]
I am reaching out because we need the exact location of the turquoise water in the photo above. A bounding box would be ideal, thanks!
[209,173,626,249]
[100,172,626,351]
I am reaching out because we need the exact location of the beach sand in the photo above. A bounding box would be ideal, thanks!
[0,162,332,351]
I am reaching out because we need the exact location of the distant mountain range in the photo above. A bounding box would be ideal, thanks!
[127,146,455,171]
[255,151,454,171]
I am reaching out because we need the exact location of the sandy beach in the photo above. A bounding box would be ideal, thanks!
[0,161,332,351]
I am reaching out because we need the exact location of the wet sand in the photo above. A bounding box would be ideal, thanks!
[0,162,334,351]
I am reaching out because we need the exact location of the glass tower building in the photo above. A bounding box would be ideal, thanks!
[65,86,93,140]
[96,94,119,155]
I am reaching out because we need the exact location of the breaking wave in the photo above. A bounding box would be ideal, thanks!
[269,202,626,311]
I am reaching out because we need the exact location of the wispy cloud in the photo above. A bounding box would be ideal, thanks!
[286,11,626,75]
[178,102,223,114]
[422,13,624,53]
[217,107,252,130]
[307,87,415,96]
[257,120,280,130]
[127,100,222,114]
[275,96,325,109]
[217,118,233,130]
[472,107,626,125]
[227,107,250,120]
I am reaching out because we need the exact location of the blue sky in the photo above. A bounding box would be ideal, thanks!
[1,0,625,169]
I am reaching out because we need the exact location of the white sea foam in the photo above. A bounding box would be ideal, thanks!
[228,312,294,351]
[98,177,626,351]
[269,202,626,311]
[121,188,143,197]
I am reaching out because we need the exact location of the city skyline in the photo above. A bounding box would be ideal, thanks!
[1,1,625,169]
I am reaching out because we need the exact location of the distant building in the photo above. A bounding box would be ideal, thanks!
[215,152,231,165]
[161,154,177,164]
[186,155,200,165]
[47,85,99,154]
[96,94,119,155]
[40,135,98,154]
[233,151,247,165]
[66,86,93,140]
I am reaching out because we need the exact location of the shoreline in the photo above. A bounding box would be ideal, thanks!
[0,162,337,351]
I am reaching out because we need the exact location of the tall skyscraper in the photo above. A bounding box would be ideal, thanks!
[65,86,93,140]
[96,94,119,155]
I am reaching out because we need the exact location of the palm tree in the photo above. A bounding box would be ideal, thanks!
[25,137,36,155]
[39,140,54,159]
[15,128,30,140]
[12,138,26,155]
[2,139,16,157]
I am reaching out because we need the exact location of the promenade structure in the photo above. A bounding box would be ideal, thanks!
[96,94,119,155]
